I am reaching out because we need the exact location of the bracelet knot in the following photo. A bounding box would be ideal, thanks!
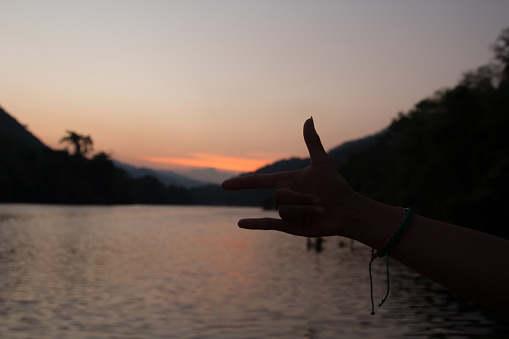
[369,207,414,315]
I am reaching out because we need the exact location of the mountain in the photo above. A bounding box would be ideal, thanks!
[0,106,48,151]
[186,167,237,184]
[244,131,385,176]
[328,129,387,167]
[113,161,207,188]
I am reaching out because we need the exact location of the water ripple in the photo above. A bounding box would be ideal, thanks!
[0,204,507,338]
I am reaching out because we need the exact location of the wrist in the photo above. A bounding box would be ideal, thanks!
[343,192,404,250]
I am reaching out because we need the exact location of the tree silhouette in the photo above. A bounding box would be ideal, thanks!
[59,130,93,157]
[493,28,509,68]
[492,27,509,85]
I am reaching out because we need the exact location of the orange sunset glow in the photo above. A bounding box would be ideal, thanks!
[145,154,271,173]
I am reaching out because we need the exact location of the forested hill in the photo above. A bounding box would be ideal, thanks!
[0,107,48,151]
[0,107,193,204]
[338,50,509,238]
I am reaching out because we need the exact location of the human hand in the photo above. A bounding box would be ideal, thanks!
[222,118,355,238]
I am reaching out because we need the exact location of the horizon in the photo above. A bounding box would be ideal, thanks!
[2,105,349,184]
[1,1,508,183]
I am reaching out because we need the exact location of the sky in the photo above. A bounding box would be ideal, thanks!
[1,1,508,183]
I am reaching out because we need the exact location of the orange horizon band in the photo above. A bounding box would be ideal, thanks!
[144,155,271,172]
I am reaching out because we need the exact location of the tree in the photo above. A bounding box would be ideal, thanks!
[493,27,509,67]
[492,27,509,85]
[59,130,93,157]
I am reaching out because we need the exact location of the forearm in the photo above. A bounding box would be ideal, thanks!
[346,192,509,311]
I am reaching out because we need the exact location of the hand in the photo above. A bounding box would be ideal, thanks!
[222,118,355,238]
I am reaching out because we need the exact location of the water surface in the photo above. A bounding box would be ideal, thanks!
[0,204,507,338]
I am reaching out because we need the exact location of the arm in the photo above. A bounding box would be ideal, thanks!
[348,192,509,311]
[222,118,509,311]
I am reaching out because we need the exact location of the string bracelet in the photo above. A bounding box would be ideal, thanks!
[369,207,414,315]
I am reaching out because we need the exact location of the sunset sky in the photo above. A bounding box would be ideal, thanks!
[1,1,508,182]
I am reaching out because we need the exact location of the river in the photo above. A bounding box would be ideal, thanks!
[0,204,507,338]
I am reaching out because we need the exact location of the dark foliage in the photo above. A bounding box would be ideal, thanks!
[0,145,132,204]
[341,67,509,239]
[132,175,194,205]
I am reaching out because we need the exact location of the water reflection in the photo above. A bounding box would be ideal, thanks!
[0,204,507,338]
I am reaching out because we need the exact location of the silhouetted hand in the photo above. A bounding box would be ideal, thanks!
[222,118,509,312]
[222,118,354,237]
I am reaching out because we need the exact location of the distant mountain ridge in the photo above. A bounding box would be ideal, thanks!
[113,161,207,188]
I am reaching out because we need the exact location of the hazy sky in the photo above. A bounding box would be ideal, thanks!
[1,1,508,182]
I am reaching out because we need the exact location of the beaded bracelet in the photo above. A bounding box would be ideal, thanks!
[369,207,414,315]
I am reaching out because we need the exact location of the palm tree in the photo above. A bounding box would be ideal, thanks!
[59,130,93,157]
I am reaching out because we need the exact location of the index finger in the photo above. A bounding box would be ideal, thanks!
[222,172,289,190]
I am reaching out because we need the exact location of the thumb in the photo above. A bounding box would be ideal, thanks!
[303,117,330,165]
